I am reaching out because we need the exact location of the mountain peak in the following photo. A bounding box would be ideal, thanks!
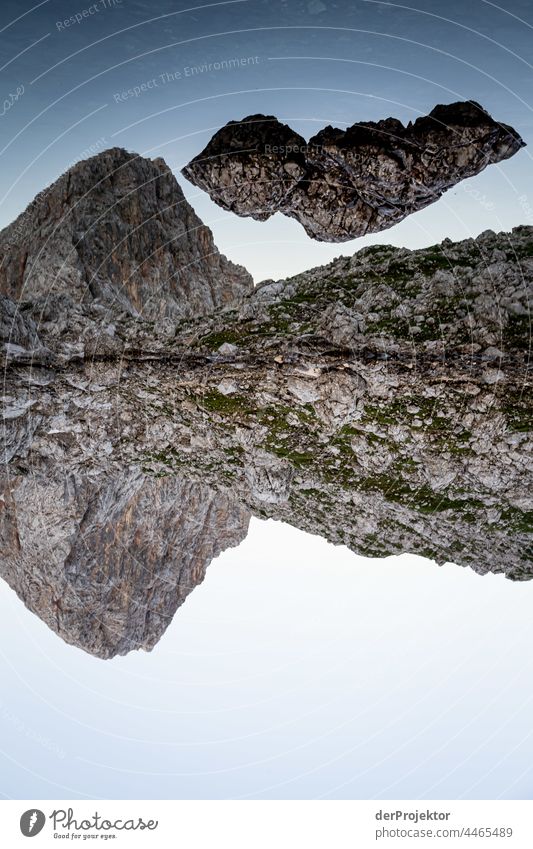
[0,149,252,320]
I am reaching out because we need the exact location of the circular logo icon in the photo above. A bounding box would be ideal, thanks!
[20,810,46,837]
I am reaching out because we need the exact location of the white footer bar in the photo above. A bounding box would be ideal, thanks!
[1,800,532,847]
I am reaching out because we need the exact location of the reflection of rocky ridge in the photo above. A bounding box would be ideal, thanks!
[0,147,252,318]
[0,472,250,658]
[2,226,531,581]
[1,155,532,657]
[182,102,525,241]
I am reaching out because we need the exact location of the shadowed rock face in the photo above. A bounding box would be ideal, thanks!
[0,147,253,319]
[0,472,250,658]
[1,153,532,658]
[182,102,525,241]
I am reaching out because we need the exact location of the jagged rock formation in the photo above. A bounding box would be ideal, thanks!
[182,102,525,241]
[1,155,532,657]
[0,147,252,319]
[0,472,250,658]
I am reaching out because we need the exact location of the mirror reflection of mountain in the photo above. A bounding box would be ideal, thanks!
[1,149,531,658]
[0,472,250,658]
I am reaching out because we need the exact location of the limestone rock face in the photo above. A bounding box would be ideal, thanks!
[1,157,532,658]
[0,148,253,318]
[182,102,525,241]
[0,472,250,658]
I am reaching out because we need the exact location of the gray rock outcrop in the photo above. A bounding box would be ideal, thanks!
[182,102,525,241]
[0,147,253,318]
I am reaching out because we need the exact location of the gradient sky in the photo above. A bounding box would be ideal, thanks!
[1,0,533,801]
[2,521,533,801]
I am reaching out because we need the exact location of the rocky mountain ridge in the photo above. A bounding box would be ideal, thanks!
[0,147,252,320]
[1,151,531,657]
